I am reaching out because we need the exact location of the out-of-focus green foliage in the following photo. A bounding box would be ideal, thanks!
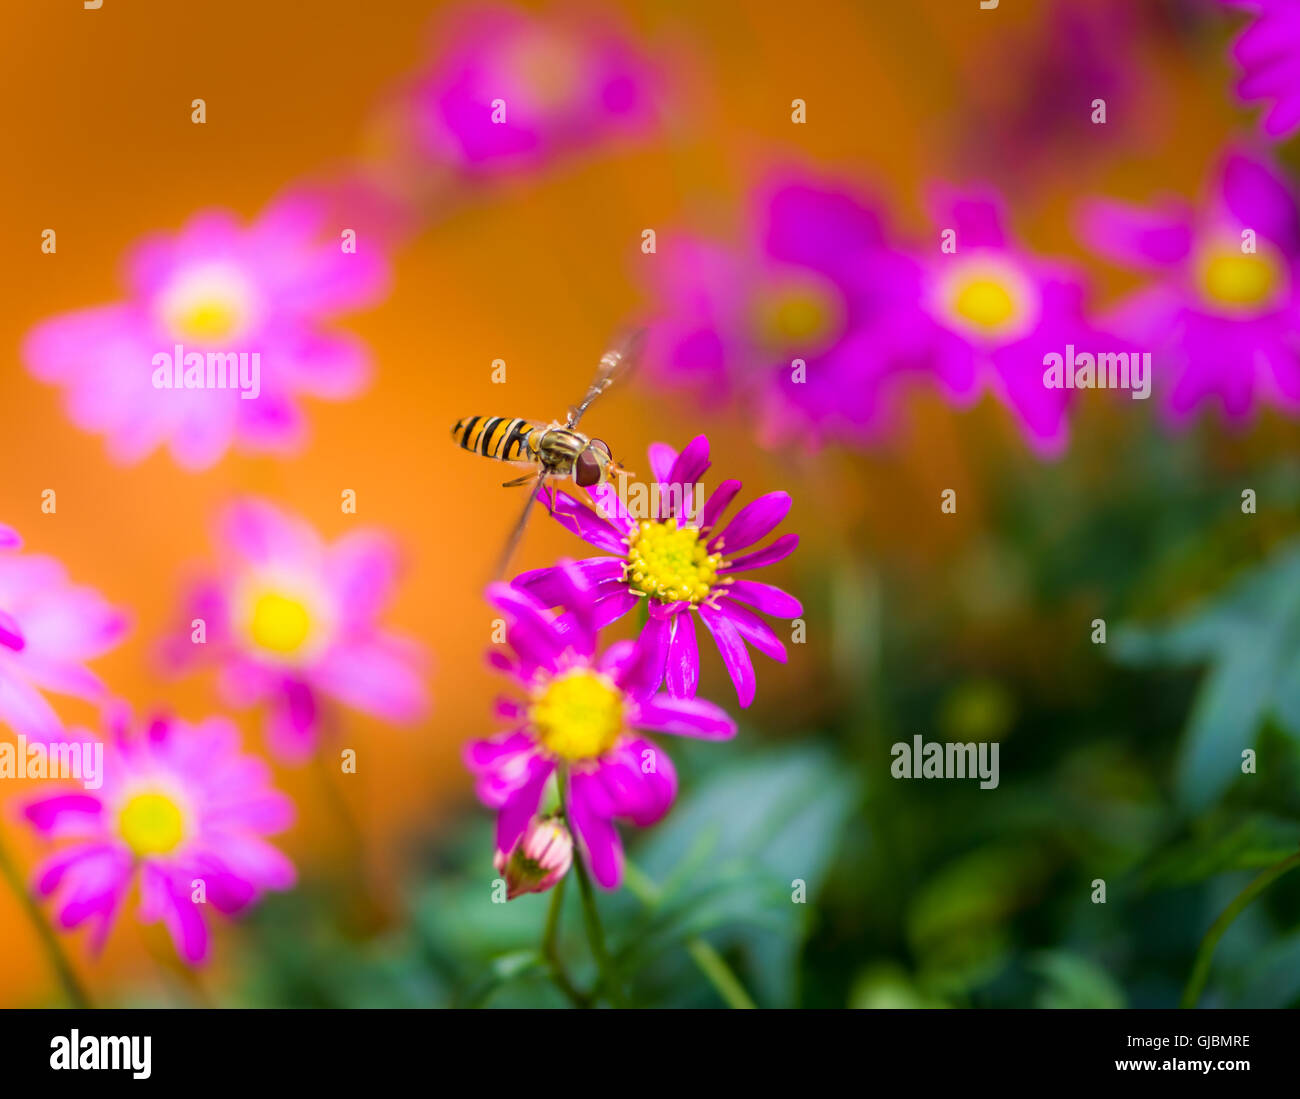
[216,429,1300,1009]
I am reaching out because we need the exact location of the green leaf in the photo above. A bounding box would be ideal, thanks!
[1229,930,1300,1007]
[627,744,857,1006]
[1142,814,1300,888]
[1030,951,1125,1009]
[1114,541,1300,809]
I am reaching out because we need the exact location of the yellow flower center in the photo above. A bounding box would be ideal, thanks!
[177,301,241,342]
[952,277,1017,330]
[159,264,256,345]
[1196,243,1284,311]
[249,592,313,654]
[118,792,186,857]
[938,254,1037,339]
[626,518,722,604]
[755,275,842,353]
[529,669,626,761]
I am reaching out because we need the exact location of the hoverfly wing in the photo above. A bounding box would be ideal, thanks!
[566,327,645,429]
[493,471,547,580]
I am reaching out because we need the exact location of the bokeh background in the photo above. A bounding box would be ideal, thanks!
[2,0,1299,1008]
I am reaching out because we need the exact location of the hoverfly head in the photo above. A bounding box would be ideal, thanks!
[576,438,620,487]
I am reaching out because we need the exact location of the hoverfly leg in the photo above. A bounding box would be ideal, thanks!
[501,473,536,488]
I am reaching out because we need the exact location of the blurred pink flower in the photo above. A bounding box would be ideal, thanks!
[411,4,657,177]
[1222,0,1300,138]
[466,565,736,889]
[21,712,296,965]
[514,435,800,709]
[642,175,930,450]
[1078,149,1300,423]
[163,498,429,762]
[915,189,1106,458]
[0,526,127,741]
[22,193,389,471]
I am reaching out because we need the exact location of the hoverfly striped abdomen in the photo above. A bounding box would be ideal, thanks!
[450,329,641,578]
[451,416,539,463]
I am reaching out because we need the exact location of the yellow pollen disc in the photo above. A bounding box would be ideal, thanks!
[158,264,255,345]
[951,277,1018,331]
[529,669,626,761]
[118,792,186,857]
[625,518,722,604]
[761,288,834,346]
[1197,247,1282,310]
[176,300,241,342]
[249,592,313,654]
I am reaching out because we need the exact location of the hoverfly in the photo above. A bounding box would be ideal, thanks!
[451,330,641,578]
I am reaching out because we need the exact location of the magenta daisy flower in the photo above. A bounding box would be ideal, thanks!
[915,188,1108,458]
[0,526,127,741]
[162,498,429,762]
[642,174,930,449]
[22,192,389,470]
[465,566,736,889]
[1222,0,1300,139]
[1078,149,1300,422]
[411,4,657,178]
[21,711,295,965]
[513,435,800,708]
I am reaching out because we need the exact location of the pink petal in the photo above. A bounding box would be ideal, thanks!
[699,603,756,708]
[665,609,699,698]
[723,579,803,618]
[721,533,799,575]
[633,694,736,740]
[567,773,624,889]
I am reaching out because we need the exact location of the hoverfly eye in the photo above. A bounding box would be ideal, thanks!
[591,438,612,458]
[575,448,603,487]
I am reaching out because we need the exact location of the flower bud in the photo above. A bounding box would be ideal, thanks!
[494,815,573,900]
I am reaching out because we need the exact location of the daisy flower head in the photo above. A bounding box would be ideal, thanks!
[642,173,930,450]
[411,3,657,178]
[0,525,128,741]
[22,192,389,471]
[21,711,296,965]
[1079,148,1300,423]
[162,498,429,763]
[512,435,801,708]
[465,563,736,890]
[918,187,1107,458]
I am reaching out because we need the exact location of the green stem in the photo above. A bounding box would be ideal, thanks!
[571,850,626,1007]
[0,826,92,1008]
[685,939,757,1010]
[1180,850,1300,1009]
[553,764,623,1007]
[540,876,589,1008]
[624,860,756,1009]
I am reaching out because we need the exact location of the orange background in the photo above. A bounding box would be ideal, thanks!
[0,0,1243,1003]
